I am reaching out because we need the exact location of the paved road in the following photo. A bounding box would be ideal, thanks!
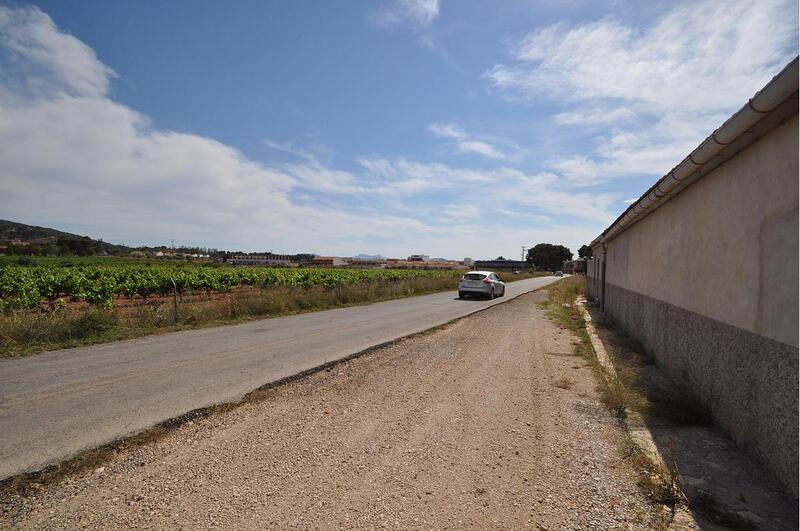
[2,290,662,529]
[0,276,560,480]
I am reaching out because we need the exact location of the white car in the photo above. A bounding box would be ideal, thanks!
[458,271,506,299]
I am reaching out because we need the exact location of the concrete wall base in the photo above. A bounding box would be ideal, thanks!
[604,282,798,500]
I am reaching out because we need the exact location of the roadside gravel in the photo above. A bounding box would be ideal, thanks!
[1,291,660,529]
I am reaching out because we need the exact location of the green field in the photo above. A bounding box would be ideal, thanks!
[0,262,463,311]
[0,260,547,356]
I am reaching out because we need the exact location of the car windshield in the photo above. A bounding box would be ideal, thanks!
[463,273,486,280]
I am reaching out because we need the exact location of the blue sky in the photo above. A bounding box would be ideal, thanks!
[0,0,797,258]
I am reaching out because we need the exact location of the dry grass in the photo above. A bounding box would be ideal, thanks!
[621,436,682,506]
[537,275,587,331]
[539,275,683,521]
[589,314,711,426]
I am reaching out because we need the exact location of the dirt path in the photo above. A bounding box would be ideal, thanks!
[1,292,660,529]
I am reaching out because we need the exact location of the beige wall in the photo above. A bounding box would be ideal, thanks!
[589,113,799,497]
[604,114,798,348]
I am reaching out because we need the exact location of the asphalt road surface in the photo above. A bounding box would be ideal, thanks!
[2,289,661,529]
[0,276,559,480]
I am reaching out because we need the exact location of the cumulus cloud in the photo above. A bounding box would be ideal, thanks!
[0,6,115,98]
[486,0,798,183]
[368,0,440,29]
[0,5,441,253]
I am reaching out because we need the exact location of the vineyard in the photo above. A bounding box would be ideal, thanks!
[0,264,462,312]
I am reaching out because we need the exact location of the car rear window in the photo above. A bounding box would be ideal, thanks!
[463,273,486,280]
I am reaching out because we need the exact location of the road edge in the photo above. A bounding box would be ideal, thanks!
[577,299,701,529]
[0,282,553,497]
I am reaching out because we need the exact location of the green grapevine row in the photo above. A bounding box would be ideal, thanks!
[0,264,461,311]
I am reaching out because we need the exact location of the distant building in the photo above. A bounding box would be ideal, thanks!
[351,257,387,268]
[311,256,350,267]
[473,259,525,271]
[227,252,292,266]
[291,253,316,267]
[407,254,430,262]
[386,259,465,270]
[562,259,587,274]
[463,257,474,267]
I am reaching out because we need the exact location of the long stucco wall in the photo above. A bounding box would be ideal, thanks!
[592,114,799,498]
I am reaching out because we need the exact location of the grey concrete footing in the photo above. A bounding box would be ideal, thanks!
[577,300,701,529]
[577,299,797,530]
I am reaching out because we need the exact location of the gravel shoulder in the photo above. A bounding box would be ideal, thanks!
[1,291,661,529]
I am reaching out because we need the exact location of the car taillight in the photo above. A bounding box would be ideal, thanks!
[483,279,491,285]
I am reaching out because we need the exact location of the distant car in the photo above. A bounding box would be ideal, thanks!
[555,271,563,277]
[458,271,506,299]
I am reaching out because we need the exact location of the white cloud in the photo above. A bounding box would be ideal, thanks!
[357,157,500,195]
[486,0,798,183]
[456,140,506,159]
[0,6,115,98]
[553,107,635,126]
[427,121,515,160]
[488,1,796,111]
[0,4,611,258]
[263,139,318,163]
[0,5,441,253]
[442,203,480,221]
[368,0,440,29]
[428,121,466,139]
[507,173,617,225]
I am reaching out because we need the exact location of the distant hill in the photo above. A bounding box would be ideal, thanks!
[0,219,89,242]
[354,253,386,260]
[0,219,130,256]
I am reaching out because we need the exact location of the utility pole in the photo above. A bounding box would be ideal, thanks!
[170,239,175,250]
[521,246,527,271]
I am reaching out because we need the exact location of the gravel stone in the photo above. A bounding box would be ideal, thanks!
[1,292,661,529]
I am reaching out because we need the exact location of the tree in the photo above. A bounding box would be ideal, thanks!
[578,245,593,259]
[495,256,507,260]
[526,243,572,272]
